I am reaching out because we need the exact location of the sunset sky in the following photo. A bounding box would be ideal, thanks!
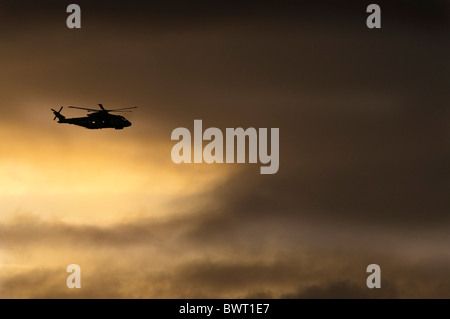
[0,1,449,298]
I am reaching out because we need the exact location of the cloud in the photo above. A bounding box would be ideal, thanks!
[0,0,448,299]
[1,209,449,299]
[281,280,398,299]
[0,213,194,250]
[2,250,450,298]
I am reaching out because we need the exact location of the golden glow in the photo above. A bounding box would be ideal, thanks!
[0,120,233,225]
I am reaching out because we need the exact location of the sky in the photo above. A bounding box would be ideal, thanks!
[0,0,449,298]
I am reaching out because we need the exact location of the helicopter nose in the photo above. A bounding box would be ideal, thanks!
[127,121,132,127]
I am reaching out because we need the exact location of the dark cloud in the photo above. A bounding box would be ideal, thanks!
[0,213,192,250]
[2,0,448,23]
[2,250,449,298]
[0,266,152,298]
[281,280,398,299]
[1,210,450,299]
[0,0,448,299]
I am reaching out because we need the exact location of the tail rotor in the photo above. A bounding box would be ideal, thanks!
[51,106,63,121]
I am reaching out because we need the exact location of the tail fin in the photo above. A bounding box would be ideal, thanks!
[51,107,65,122]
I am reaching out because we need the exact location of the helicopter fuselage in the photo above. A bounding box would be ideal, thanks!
[58,113,131,130]
[52,105,135,129]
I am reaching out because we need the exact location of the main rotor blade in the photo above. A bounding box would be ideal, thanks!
[68,106,99,111]
[105,107,138,111]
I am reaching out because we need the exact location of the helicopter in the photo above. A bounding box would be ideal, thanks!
[51,104,137,129]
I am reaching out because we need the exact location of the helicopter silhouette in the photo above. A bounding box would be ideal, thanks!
[51,104,137,129]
